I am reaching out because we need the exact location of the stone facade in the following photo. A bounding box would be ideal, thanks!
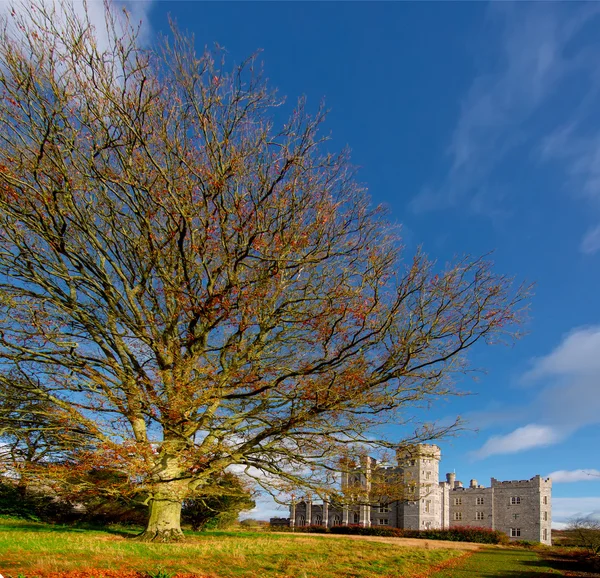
[282,444,552,545]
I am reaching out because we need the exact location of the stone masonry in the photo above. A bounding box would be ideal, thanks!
[282,444,552,545]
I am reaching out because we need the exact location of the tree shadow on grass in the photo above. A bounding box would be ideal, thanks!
[0,519,138,538]
[527,549,600,577]
[445,549,570,578]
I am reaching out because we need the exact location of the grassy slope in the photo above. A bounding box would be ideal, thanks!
[0,518,464,578]
[433,548,563,577]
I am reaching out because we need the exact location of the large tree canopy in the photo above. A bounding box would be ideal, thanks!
[0,1,527,541]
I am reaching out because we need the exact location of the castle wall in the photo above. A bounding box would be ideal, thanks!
[448,486,494,529]
[285,445,552,545]
[491,476,552,545]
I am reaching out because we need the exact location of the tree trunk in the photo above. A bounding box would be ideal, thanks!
[134,448,190,542]
[136,496,185,542]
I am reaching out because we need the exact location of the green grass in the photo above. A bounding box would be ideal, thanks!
[0,517,465,578]
[432,547,563,577]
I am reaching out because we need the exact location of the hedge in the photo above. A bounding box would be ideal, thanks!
[271,523,509,544]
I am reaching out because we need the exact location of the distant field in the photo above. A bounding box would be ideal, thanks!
[0,517,466,578]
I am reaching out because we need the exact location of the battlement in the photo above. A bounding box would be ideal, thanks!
[491,475,552,488]
[397,443,441,462]
[287,443,552,546]
[449,485,491,492]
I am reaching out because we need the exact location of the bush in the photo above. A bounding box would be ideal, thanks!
[0,480,72,523]
[272,523,507,544]
[405,526,509,544]
[333,524,403,537]
[512,539,541,548]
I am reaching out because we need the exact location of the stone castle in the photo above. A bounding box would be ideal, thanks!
[281,444,552,545]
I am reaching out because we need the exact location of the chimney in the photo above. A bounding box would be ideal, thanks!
[446,472,456,486]
[454,480,463,488]
[470,479,478,488]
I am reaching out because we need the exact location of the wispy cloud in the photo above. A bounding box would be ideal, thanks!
[548,469,600,483]
[472,424,563,459]
[581,225,600,255]
[540,125,600,253]
[411,4,600,221]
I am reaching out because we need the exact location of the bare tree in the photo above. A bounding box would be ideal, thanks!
[568,517,600,556]
[0,0,528,540]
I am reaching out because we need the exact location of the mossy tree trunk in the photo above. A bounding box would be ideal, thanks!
[136,493,185,542]
[135,453,189,542]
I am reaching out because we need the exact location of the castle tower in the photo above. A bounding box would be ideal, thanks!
[396,444,443,530]
[341,455,375,527]
[490,475,552,545]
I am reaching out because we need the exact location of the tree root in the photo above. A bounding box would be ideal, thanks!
[133,528,186,543]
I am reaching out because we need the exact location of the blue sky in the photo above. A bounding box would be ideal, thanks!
[27,0,600,527]
[149,1,600,527]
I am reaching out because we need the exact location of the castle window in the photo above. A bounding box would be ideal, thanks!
[454,497,462,506]
[476,497,484,505]
[513,514,519,520]
[378,518,389,525]
[425,500,431,513]
[333,515,341,526]
[543,496,548,505]
[353,512,360,524]
[475,511,484,521]
[510,528,521,537]
[453,511,462,521]
[426,471,431,480]
[543,511,548,521]
[298,515,305,526]
[510,496,521,505]
[543,528,548,541]
[315,515,322,526]
[379,504,390,513]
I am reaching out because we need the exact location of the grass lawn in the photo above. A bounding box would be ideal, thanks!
[432,547,564,577]
[0,518,467,578]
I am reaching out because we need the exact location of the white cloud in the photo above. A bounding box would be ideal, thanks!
[472,424,563,459]
[473,326,600,458]
[1,0,154,49]
[523,326,600,380]
[548,469,600,483]
[524,327,600,430]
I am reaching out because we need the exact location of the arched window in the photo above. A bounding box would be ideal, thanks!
[298,515,305,526]
[353,512,360,524]
[333,515,341,526]
[315,515,322,526]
